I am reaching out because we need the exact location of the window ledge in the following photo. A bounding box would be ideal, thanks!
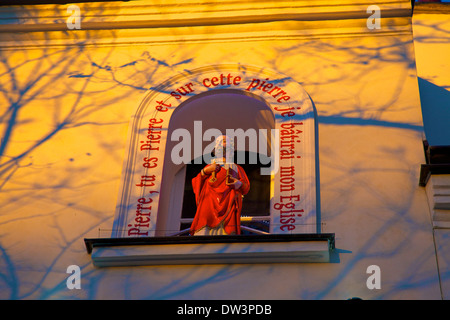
[84,234,335,267]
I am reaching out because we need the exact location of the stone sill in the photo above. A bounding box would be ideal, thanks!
[84,233,335,267]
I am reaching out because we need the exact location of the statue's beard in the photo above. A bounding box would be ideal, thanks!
[214,146,234,163]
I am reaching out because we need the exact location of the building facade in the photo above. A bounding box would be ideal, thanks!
[0,0,449,300]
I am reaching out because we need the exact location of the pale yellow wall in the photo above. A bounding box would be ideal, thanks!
[0,0,443,299]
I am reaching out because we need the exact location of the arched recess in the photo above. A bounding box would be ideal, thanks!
[112,64,318,238]
[157,89,275,236]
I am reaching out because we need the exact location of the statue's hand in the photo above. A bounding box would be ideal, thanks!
[226,177,243,190]
[203,164,220,175]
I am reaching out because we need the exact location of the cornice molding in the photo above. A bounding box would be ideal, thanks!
[0,1,414,48]
[0,0,412,33]
[420,141,450,228]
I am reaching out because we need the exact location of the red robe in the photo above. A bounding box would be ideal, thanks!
[190,164,250,235]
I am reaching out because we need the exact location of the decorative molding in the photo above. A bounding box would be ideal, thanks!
[420,140,450,227]
[0,0,413,28]
[111,64,318,237]
[420,140,450,186]
[414,2,450,14]
[84,233,335,267]
[426,175,450,226]
[0,0,413,48]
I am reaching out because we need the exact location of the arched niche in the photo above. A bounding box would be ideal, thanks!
[112,64,318,238]
[157,89,275,236]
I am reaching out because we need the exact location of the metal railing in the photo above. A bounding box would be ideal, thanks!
[171,215,271,236]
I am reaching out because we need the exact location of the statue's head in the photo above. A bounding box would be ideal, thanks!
[214,135,234,163]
